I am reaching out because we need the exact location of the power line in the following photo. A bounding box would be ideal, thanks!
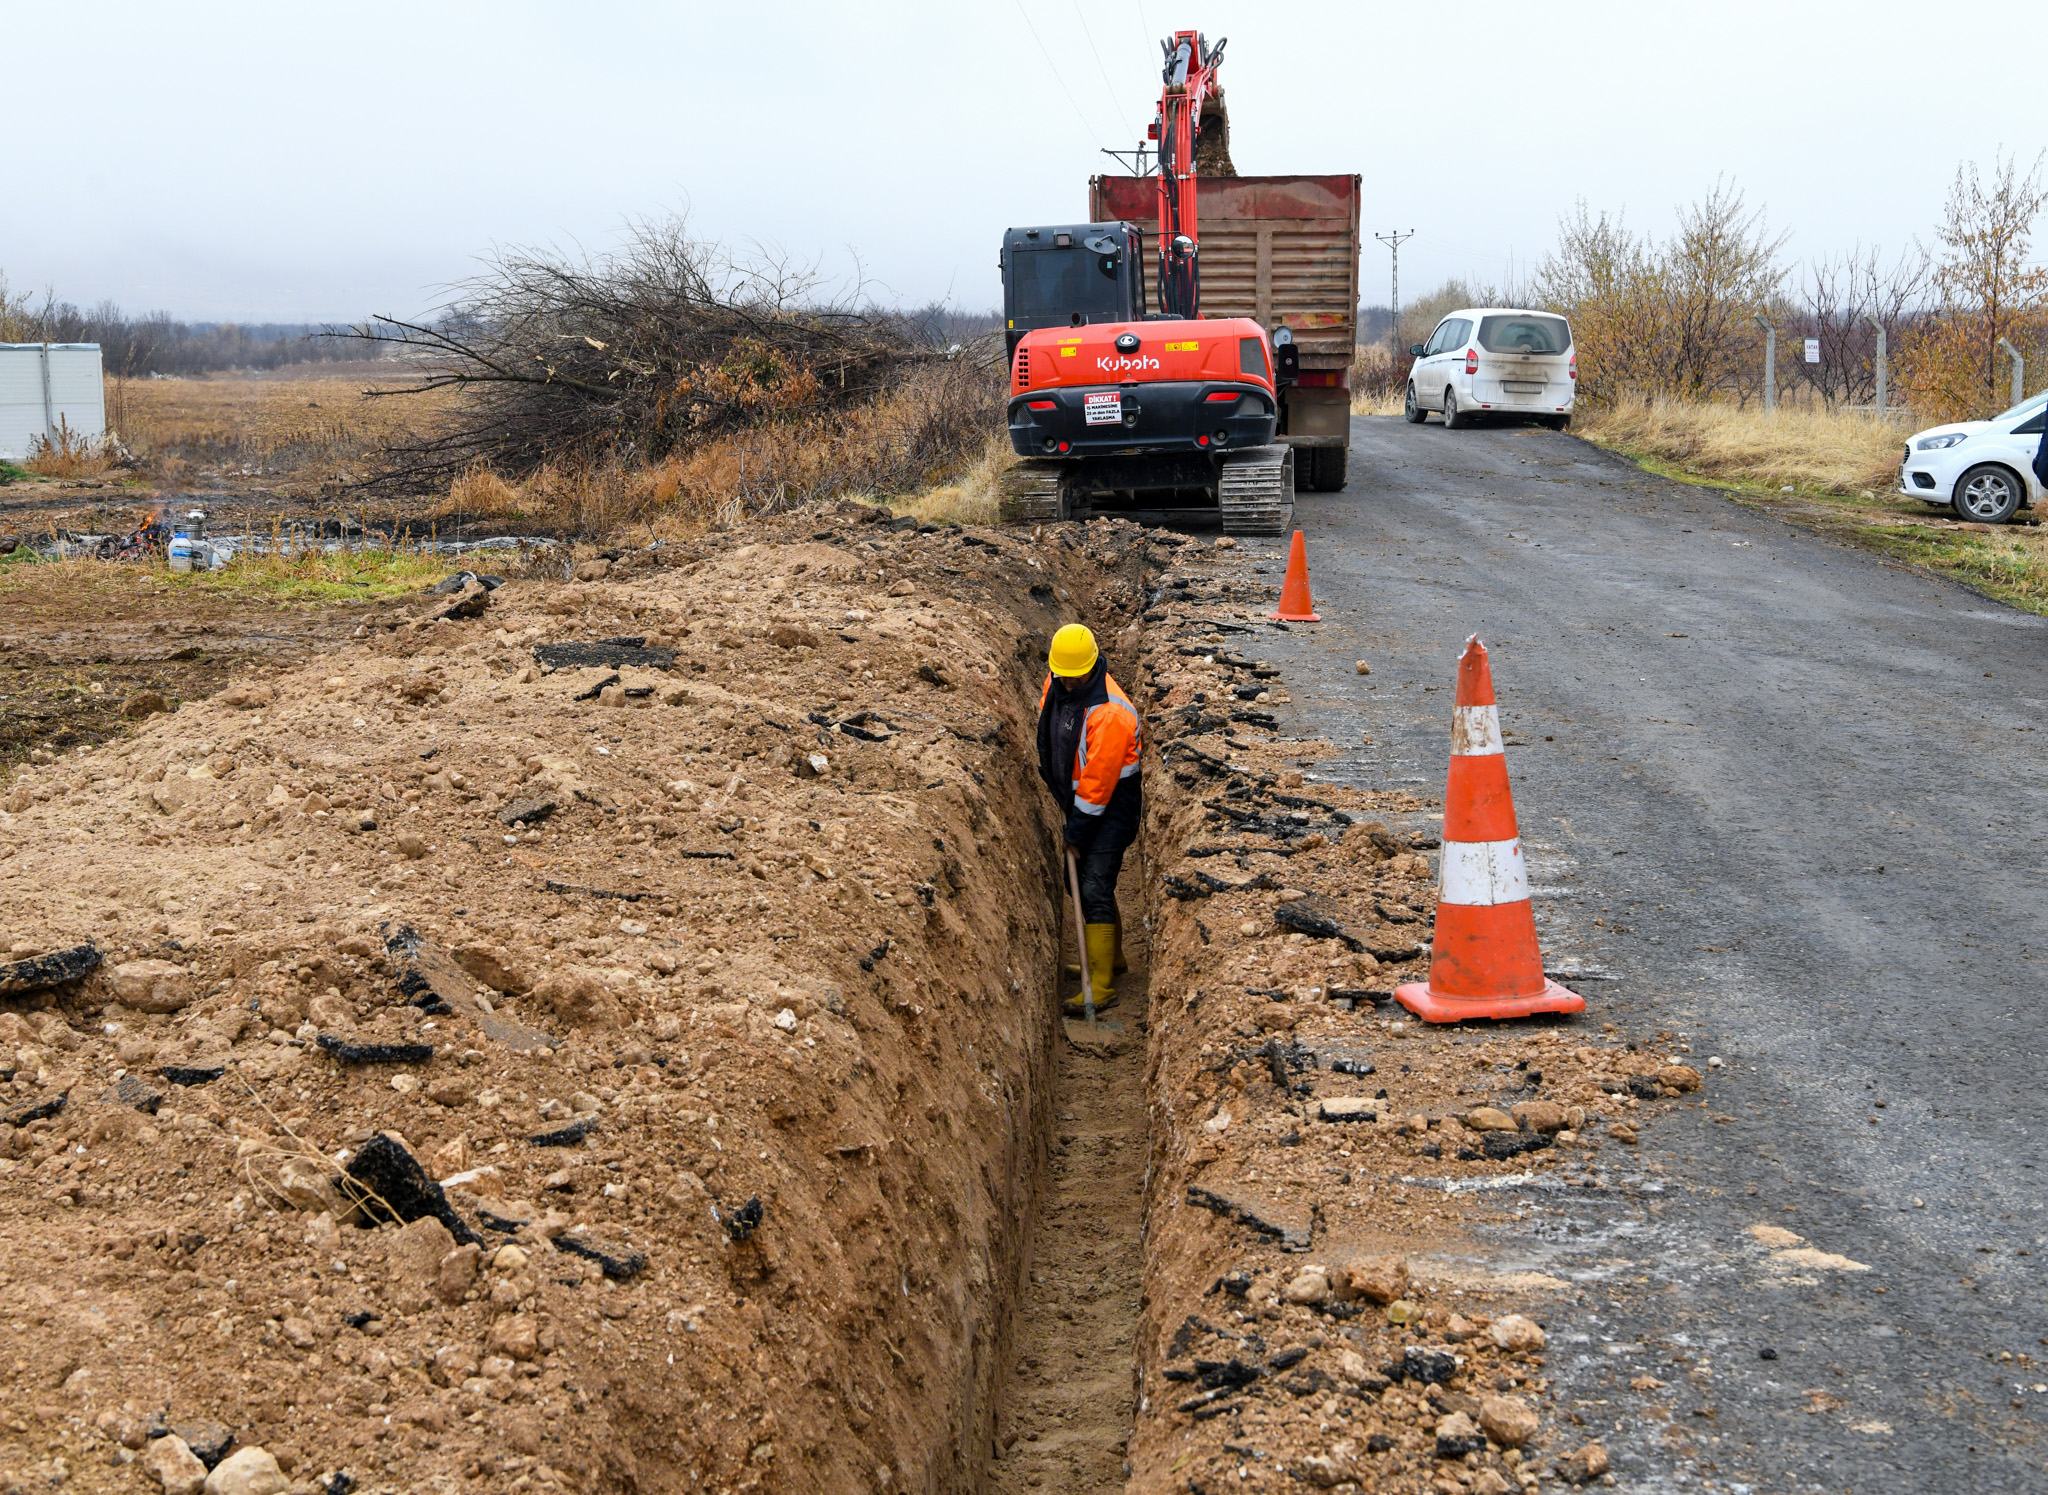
[1073,1,1136,141]
[1012,0,1103,143]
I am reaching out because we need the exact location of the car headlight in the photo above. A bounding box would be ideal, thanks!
[1917,433,1969,450]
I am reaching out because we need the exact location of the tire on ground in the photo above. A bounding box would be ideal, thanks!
[1952,463,2023,524]
[1303,446,1348,492]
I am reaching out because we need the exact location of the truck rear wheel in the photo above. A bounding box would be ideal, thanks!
[1301,446,1348,492]
[996,460,1069,525]
[1217,445,1294,535]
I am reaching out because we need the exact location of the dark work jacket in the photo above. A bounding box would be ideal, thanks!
[1035,660,1142,852]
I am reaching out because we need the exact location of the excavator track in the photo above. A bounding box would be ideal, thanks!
[1216,444,1294,536]
[996,460,1068,525]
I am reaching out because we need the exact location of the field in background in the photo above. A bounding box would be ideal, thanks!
[111,362,459,486]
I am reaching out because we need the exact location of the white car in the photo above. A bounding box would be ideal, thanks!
[1405,307,1576,429]
[1899,392,2047,523]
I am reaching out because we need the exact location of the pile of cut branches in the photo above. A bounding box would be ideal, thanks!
[346,219,993,495]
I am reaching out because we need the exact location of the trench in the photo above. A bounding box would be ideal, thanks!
[982,861,1152,1491]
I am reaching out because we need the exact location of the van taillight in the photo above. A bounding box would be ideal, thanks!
[1569,353,1578,381]
[1464,348,1478,376]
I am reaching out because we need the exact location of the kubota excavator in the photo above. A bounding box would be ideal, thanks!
[996,29,1297,534]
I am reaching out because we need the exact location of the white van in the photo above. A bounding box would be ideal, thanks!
[1404,308,1576,429]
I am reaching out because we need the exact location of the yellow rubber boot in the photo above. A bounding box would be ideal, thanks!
[1064,924,1121,1016]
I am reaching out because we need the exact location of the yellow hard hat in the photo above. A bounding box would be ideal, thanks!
[1048,624,1099,678]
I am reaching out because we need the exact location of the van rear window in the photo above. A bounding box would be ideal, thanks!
[1478,314,1571,355]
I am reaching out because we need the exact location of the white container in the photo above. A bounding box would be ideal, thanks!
[168,531,196,573]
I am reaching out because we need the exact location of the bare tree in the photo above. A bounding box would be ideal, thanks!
[1901,151,2048,419]
[1787,245,1931,408]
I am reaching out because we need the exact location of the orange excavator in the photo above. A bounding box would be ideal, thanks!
[997,30,1297,534]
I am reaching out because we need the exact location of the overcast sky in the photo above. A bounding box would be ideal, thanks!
[6,0,2044,323]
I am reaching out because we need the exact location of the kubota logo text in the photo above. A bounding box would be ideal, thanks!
[1097,355,1160,372]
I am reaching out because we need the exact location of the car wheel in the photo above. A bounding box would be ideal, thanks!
[1953,464,2022,523]
[1444,388,1471,430]
[1546,414,1571,431]
[1404,383,1426,423]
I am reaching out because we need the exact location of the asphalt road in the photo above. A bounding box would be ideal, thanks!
[1256,415,2047,1492]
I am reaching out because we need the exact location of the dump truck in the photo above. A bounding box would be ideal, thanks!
[1088,171,1361,496]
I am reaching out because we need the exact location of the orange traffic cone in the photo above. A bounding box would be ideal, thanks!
[1395,637,1585,1023]
[1271,530,1320,621]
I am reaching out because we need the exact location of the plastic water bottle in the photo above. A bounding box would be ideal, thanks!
[168,529,195,573]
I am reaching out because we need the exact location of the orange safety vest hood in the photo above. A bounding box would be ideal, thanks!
[1036,661,1142,849]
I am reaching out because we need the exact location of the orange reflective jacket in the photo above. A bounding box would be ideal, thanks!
[1037,668,1142,837]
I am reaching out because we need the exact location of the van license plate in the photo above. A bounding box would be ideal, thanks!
[1503,381,1546,394]
[1084,392,1122,425]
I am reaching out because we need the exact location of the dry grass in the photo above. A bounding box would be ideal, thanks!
[1576,396,1909,496]
[113,367,460,478]
[1350,387,1406,417]
[417,357,1007,537]
[21,417,119,478]
[885,435,1013,526]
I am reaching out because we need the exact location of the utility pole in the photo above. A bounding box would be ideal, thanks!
[1375,230,1414,351]
[1998,337,2025,408]
[1754,316,1777,413]
[1863,313,1886,416]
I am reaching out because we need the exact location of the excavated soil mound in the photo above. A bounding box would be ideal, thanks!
[1123,540,1713,1495]
[0,510,1165,1495]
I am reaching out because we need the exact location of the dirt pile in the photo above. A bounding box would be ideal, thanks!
[1124,540,1713,1494]
[0,508,1159,1495]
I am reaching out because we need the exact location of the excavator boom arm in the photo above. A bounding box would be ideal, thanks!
[1152,29,1224,319]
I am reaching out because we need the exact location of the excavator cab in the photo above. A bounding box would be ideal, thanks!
[1001,222,1146,357]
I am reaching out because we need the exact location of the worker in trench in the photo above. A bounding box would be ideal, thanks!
[1035,623,1141,1015]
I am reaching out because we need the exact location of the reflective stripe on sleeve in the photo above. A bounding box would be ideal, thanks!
[1072,797,1108,816]
[1438,837,1529,906]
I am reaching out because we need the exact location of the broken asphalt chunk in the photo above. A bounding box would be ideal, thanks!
[97,1073,163,1114]
[1480,1130,1553,1161]
[4,1091,66,1127]
[498,797,557,827]
[1185,1184,1312,1250]
[535,640,676,672]
[317,1036,435,1066]
[436,580,493,621]
[1391,1346,1459,1385]
[1273,898,1365,952]
[0,941,101,997]
[342,1133,483,1246]
[716,1195,764,1242]
[382,923,485,1014]
[528,1117,597,1148]
[159,1065,225,1087]
[553,1234,645,1282]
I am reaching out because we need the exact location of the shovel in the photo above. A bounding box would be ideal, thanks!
[1065,845,1095,1025]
